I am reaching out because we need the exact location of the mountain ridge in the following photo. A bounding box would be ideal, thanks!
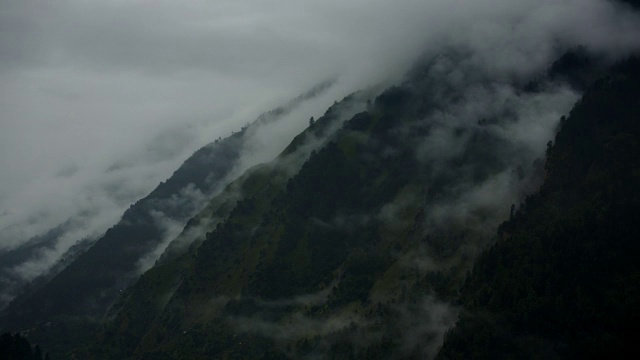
[0,80,341,353]
[71,48,604,359]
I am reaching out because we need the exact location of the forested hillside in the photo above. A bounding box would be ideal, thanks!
[438,57,640,359]
[68,48,605,359]
[0,82,338,356]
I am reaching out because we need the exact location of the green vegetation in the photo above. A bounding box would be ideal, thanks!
[438,57,640,360]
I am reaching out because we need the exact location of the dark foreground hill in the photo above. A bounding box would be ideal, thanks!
[438,58,640,359]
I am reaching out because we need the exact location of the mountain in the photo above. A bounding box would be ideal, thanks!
[62,48,615,359]
[2,4,639,358]
[0,81,339,353]
[622,0,640,9]
[0,223,74,308]
[437,57,640,360]
[4,49,637,359]
[0,221,101,325]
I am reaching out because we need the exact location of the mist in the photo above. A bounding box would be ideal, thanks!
[0,0,438,287]
[1,0,640,339]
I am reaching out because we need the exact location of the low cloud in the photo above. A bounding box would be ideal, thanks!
[230,312,359,341]
[1,0,638,262]
[395,297,459,359]
[0,0,433,288]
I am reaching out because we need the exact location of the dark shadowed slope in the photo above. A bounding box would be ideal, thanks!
[621,0,640,9]
[437,57,640,360]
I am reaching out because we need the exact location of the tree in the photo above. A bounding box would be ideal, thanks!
[34,345,43,360]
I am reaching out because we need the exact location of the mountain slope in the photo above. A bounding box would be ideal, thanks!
[0,332,48,360]
[0,223,74,308]
[76,91,372,359]
[76,50,589,359]
[0,81,335,353]
[437,57,640,360]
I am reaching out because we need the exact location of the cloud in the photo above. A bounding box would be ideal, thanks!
[230,312,359,341]
[218,74,585,358]
[134,194,203,275]
[416,83,579,223]
[1,0,441,261]
[1,0,637,247]
[223,292,456,359]
[222,83,369,184]
[1,0,640,346]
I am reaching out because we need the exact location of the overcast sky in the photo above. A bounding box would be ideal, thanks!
[1,0,639,264]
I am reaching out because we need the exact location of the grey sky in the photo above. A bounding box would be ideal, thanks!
[1,0,639,275]
[0,0,426,250]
